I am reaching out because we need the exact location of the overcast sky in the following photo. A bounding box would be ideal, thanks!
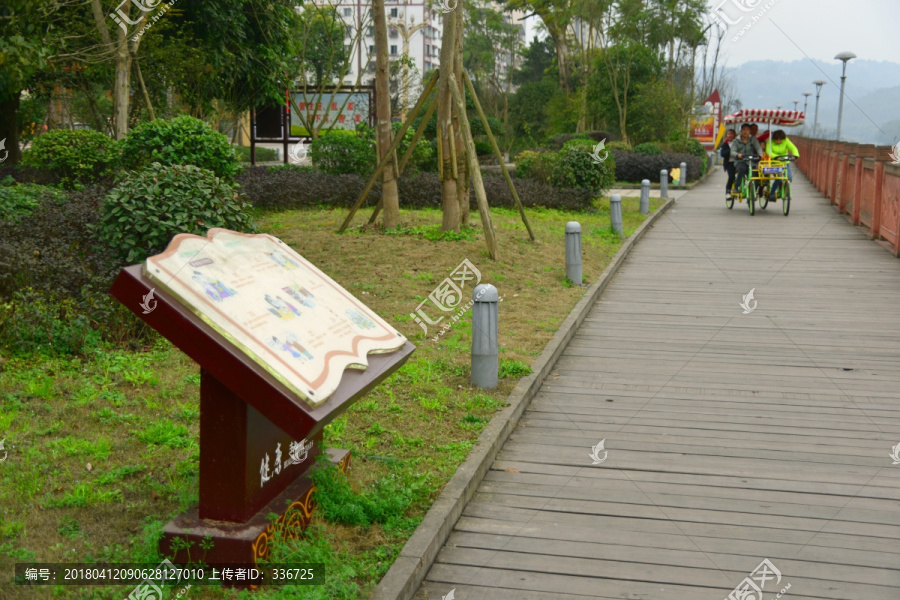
[715,0,900,66]
[521,0,899,68]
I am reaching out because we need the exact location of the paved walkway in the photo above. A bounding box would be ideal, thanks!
[415,170,900,599]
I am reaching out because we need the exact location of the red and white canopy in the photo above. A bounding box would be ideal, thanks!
[723,109,805,127]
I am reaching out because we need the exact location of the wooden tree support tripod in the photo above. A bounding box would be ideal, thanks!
[337,68,535,259]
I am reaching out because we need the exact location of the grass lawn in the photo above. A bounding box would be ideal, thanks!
[0,198,662,599]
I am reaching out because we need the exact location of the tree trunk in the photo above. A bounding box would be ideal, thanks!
[373,0,400,229]
[453,6,469,227]
[437,2,459,232]
[545,22,571,93]
[0,92,22,165]
[113,30,133,139]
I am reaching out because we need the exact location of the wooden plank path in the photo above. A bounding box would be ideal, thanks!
[414,171,900,600]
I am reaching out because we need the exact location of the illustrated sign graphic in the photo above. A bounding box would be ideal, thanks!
[144,229,406,407]
[290,92,370,135]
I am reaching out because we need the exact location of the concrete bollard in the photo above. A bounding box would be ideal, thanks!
[565,221,582,286]
[610,194,623,235]
[680,162,688,188]
[640,179,650,215]
[660,169,668,198]
[471,283,499,389]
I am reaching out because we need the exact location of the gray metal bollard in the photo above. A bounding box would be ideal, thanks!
[680,161,688,188]
[640,179,650,215]
[610,194,623,235]
[565,221,582,286]
[660,169,668,198]
[471,284,499,389]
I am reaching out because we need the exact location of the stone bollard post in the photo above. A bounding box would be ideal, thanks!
[640,179,650,215]
[660,169,668,198]
[610,194,623,235]
[680,162,688,188]
[471,284,499,389]
[565,221,582,286]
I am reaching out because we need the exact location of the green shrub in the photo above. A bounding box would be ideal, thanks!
[469,115,505,138]
[0,179,66,223]
[310,129,376,176]
[119,116,240,180]
[473,140,492,157]
[393,122,437,174]
[233,145,279,162]
[514,150,558,183]
[633,142,663,155]
[99,163,255,263]
[20,129,120,188]
[549,139,616,193]
[514,150,541,178]
[605,141,632,152]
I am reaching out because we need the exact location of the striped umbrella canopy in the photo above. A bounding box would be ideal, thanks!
[723,109,805,127]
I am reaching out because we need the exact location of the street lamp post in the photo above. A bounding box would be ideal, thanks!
[812,80,826,139]
[792,100,799,111]
[802,92,811,135]
[834,51,857,141]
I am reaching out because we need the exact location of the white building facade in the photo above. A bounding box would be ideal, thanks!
[315,0,444,89]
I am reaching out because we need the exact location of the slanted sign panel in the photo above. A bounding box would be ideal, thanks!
[144,229,406,408]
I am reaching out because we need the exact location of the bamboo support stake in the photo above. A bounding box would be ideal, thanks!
[448,111,459,180]
[436,119,443,180]
[369,96,439,224]
[338,70,439,233]
[448,73,499,260]
[463,70,535,241]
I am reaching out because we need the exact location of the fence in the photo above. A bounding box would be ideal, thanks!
[793,136,900,257]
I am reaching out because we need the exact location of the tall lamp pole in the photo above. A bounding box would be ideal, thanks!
[792,100,799,111]
[812,80,826,139]
[834,51,856,141]
[801,92,811,134]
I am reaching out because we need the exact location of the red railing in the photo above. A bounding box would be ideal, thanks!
[793,136,900,257]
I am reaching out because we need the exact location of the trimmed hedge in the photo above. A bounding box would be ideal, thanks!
[549,139,615,193]
[20,129,120,188]
[611,151,702,183]
[547,131,615,151]
[119,116,241,181]
[100,163,255,263]
[237,167,596,212]
[633,142,663,155]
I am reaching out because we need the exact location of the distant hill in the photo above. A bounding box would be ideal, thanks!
[724,59,900,145]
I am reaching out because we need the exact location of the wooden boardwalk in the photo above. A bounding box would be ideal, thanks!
[415,171,900,600]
